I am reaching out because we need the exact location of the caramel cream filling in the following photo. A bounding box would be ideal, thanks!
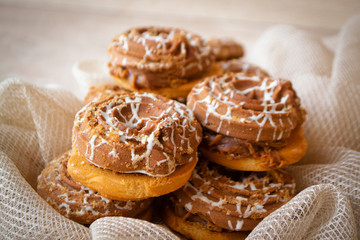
[201,127,287,159]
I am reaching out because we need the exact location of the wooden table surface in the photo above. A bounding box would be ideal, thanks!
[1,0,359,98]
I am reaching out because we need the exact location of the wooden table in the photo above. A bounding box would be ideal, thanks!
[1,0,359,98]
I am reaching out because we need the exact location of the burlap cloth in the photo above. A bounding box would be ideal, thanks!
[1,14,359,240]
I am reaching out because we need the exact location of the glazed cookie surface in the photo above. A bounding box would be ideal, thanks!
[108,27,213,89]
[187,73,304,142]
[69,91,202,200]
[73,92,202,176]
[108,27,222,99]
[163,160,296,238]
[187,73,307,171]
[37,151,153,225]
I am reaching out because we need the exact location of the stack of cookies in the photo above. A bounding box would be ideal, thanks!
[38,26,308,239]
[37,89,203,225]
[162,67,308,239]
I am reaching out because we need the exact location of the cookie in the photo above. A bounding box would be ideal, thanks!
[108,27,222,99]
[187,73,307,171]
[69,91,202,200]
[37,151,153,224]
[163,160,296,239]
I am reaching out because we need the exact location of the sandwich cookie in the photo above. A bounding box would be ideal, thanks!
[68,92,202,200]
[108,26,222,99]
[37,151,153,225]
[163,160,296,240]
[187,73,307,171]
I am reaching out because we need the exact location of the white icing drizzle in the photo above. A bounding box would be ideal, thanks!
[58,193,77,204]
[185,202,193,211]
[263,193,279,204]
[79,206,103,216]
[253,202,267,213]
[109,148,118,158]
[243,205,252,218]
[249,182,257,191]
[112,28,211,75]
[230,182,247,190]
[122,57,127,65]
[236,202,242,216]
[186,182,224,208]
[190,73,296,141]
[235,196,248,202]
[58,203,71,216]
[115,35,129,52]
[269,183,282,188]
[114,201,136,210]
[235,220,244,231]
[228,220,234,230]
[86,135,109,162]
[179,164,296,227]
[74,92,200,177]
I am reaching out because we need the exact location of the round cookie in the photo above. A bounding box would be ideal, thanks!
[208,38,244,61]
[162,204,249,240]
[219,58,269,77]
[187,72,307,171]
[69,91,202,200]
[108,26,222,99]
[37,151,153,225]
[162,160,296,239]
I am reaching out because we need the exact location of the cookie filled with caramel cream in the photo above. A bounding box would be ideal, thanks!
[37,151,154,225]
[208,38,244,61]
[108,26,222,99]
[68,91,202,200]
[187,72,307,171]
[219,58,270,77]
[162,160,296,240]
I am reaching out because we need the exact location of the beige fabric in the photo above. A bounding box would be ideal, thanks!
[0,81,91,239]
[1,14,359,240]
[247,14,360,239]
[90,217,180,240]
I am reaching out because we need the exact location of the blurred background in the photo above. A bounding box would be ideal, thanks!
[1,0,359,97]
